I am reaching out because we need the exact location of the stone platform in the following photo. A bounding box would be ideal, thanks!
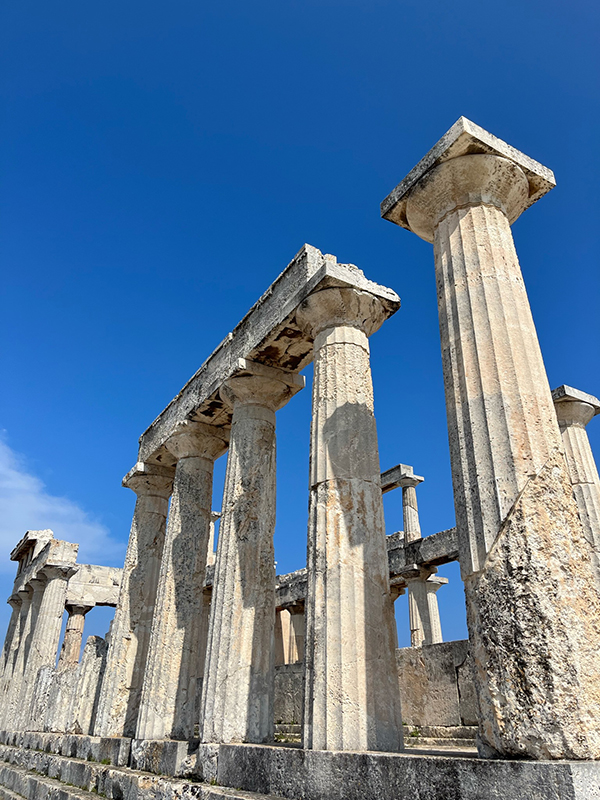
[0,731,598,800]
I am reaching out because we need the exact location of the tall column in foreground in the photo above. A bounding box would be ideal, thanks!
[200,367,303,744]
[95,463,174,738]
[381,119,600,759]
[297,286,403,753]
[552,385,600,579]
[136,421,228,741]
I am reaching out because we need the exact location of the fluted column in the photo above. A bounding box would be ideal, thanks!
[94,463,174,738]
[297,286,403,753]
[553,386,600,580]
[0,596,23,680]
[405,570,446,648]
[58,605,92,667]
[0,591,28,727]
[136,421,229,741]
[18,565,75,728]
[389,143,600,758]
[200,368,302,744]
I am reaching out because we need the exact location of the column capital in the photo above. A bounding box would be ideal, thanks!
[381,116,555,243]
[221,365,303,414]
[165,420,229,462]
[296,286,388,340]
[38,564,78,583]
[65,603,93,616]
[122,461,175,498]
[405,154,530,243]
[552,385,600,428]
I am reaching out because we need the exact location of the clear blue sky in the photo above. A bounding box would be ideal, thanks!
[1,0,598,647]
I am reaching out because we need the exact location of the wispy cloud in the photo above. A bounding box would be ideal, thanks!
[0,434,125,578]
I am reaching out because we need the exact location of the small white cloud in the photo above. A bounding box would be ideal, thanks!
[0,434,125,577]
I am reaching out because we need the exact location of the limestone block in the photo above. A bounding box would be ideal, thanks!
[274,663,304,726]
[396,642,462,727]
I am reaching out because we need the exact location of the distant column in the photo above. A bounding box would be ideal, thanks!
[18,565,75,728]
[0,591,27,727]
[58,605,93,667]
[0,595,23,680]
[382,120,600,758]
[200,367,303,744]
[136,421,229,741]
[552,385,600,579]
[94,462,174,738]
[297,286,403,753]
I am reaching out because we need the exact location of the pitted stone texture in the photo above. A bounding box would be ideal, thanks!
[298,287,403,753]
[553,387,600,577]
[137,423,228,741]
[201,374,294,745]
[465,452,600,760]
[94,464,174,738]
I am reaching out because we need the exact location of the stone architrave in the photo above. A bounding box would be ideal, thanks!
[136,421,229,741]
[58,605,92,668]
[552,385,600,577]
[382,117,600,759]
[200,367,303,745]
[296,286,403,753]
[94,463,174,738]
[17,565,76,729]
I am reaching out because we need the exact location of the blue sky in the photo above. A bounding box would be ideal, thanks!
[1,0,598,647]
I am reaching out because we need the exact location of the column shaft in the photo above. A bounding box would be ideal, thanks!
[0,591,30,728]
[58,605,91,667]
[200,397,278,744]
[94,464,173,738]
[298,288,403,753]
[137,423,227,741]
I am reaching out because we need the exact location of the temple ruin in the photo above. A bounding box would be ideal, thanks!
[0,118,598,799]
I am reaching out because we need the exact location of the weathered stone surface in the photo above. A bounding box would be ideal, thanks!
[94,464,174,738]
[396,640,476,727]
[201,369,302,745]
[273,664,303,726]
[69,636,108,736]
[297,287,403,753]
[58,606,92,667]
[217,743,600,800]
[66,565,122,609]
[136,422,229,741]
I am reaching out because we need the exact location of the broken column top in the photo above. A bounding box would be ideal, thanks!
[10,529,54,562]
[552,385,600,416]
[380,116,556,231]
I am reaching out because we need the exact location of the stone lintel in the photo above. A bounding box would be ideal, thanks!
[12,537,79,595]
[552,384,600,415]
[381,463,424,493]
[380,116,556,230]
[66,564,123,608]
[137,245,400,466]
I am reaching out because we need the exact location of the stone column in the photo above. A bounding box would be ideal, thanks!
[552,385,600,578]
[58,605,92,667]
[0,591,28,727]
[136,421,229,741]
[18,565,75,728]
[200,367,302,744]
[398,469,445,647]
[0,596,23,679]
[297,286,403,753]
[384,130,600,758]
[94,462,174,738]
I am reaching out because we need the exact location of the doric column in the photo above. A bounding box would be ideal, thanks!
[200,367,303,744]
[0,596,23,680]
[296,286,403,753]
[18,565,75,728]
[405,569,446,648]
[58,605,92,668]
[94,462,174,738]
[399,470,423,544]
[552,385,600,578]
[136,421,229,741]
[0,591,28,727]
[383,123,600,758]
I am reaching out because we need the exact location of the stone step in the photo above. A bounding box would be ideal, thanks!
[0,744,289,800]
[407,737,478,749]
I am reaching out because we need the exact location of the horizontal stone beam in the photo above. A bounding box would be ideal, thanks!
[66,565,123,609]
[137,245,400,466]
[380,463,424,493]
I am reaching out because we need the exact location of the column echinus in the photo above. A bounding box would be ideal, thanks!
[136,421,228,741]
[381,117,600,759]
[94,463,174,738]
[296,286,404,753]
[200,365,303,744]
[552,385,600,583]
